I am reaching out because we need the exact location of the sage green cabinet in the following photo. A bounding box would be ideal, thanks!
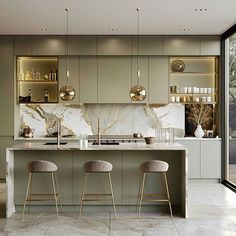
[97,36,132,55]
[58,57,80,103]
[163,36,200,55]
[149,56,169,104]
[177,139,221,179]
[201,140,221,178]
[200,36,220,55]
[98,56,131,103]
[131,56,148,103]
[177,140,201,178]
[32,36,65,55]
[14,36,32,55]
[132,36,163,55]
[68,36,96,55]
[79,56,98,103]
[0,36,14,136]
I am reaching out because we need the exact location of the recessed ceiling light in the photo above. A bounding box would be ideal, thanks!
[41,28,52,32]
[194,8,208,12]
[108,28,119,32]
[179,28,191,32]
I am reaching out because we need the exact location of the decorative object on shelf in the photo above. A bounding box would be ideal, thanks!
[194,124,204,138]
[129,8,147,101]
[185,104,213,137]
[171,60,185,72]
[59,8,76,101]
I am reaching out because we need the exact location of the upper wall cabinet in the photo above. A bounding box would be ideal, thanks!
[0,36,14,136]
[97,36,132,55]
[68,36,96,55]
[79,56,98,103]
[15,36,32,55]
[200,36,220,55]
[132,36,163,55]
[149,56,169,104]
[163,36,200,55]
[32,36,66,55]
[98,56,131,103]
[58,57,80,104]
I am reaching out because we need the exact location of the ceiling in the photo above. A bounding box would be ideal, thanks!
[0,0,235,35]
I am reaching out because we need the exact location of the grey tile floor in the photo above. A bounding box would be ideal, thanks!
[0,183,236,235]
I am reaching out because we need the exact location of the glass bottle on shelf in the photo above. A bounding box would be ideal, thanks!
[35,69,41,80]
[19,69,24,81]
[44,89,49,102]
[25,70,30,80]
[28,88,32,102]
[49,70,53,81]
[30,69,35,80]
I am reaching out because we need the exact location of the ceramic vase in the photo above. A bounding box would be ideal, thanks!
[194,124,204,138]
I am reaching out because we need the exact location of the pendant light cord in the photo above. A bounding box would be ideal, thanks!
[137,8,140,85]
[65,8,69,85]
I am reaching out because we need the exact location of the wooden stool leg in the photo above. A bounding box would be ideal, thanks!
[52,173,59,219]
[138,172,146,217]
[79,172,88,219]
[22,173,32,220]
[108,173,117,219]
[54,173,62,212]
[164,172,173,219]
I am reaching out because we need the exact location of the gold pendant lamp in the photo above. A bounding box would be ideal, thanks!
[129,8,147,101]
[59,8,76,101]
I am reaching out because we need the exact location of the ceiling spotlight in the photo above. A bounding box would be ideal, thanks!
[179,28,191,32]
[108,28,119,32]
[41,28,52,32]
[194,8,208,12]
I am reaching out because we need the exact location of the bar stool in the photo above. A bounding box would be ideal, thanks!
[79,160,117,219]
[22,160,62,219]
[137,160,173,218]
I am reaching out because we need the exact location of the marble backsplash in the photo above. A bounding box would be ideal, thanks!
[19,103,185,138]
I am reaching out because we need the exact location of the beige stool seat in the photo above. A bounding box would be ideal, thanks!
[22,160,62,220]
[137,160,173,218]
[83,160,113,172]
[79,160,116,219]
[28,160,58,173]
[139,160,169,173]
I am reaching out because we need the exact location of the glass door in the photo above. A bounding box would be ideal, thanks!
[228,33,236,186]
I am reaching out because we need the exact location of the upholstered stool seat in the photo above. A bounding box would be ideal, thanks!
[137,160,173,218]
[83,160,113,172]
[28,160,58,173]
[22,160,62,220]
[79,160,117,219]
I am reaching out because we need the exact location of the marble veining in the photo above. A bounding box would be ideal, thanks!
[19,103,184,138]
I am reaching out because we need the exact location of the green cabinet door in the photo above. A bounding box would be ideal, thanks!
[98,56,132,103]
[149,56,169,104]
[68,36,96,55]
[201,140,221,178]
[58,57,80,104]
[32,36,66,55]
[14,36,32,55]
[131,56,148,103]
[177,140,201,178]
[0,36,14,136]
[79,56,98,103]
[163,36,200,55]
[200,36,220,55]
[97,36,132,55]
[132,36,163,55]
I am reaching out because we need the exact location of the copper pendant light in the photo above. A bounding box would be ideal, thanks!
[59,8,76,101]
[129,8,147,101]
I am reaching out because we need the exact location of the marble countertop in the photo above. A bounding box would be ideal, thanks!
[14,136,221,141]
[7,142,187,151]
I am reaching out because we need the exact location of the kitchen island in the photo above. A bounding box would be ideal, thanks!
[6,142,187,218]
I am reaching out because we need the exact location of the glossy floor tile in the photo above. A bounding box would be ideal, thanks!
[0,183,236,235]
